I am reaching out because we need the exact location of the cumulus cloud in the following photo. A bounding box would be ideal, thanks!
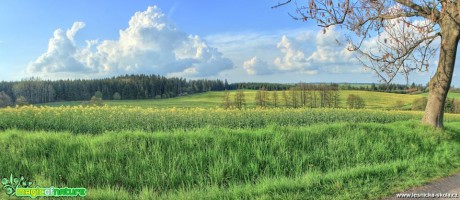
[243,57,272,75]
[273,35,309,71]
[28,22,96,74]
[270,29,361,75]
[28,6,233,78]
[306,28,361,73]
[66,22,85,42]
[205,29,362,77]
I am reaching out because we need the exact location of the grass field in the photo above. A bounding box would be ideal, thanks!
[2,92,460,199]
[40,90,433,109]
[1,120,459,199]
[40,90,460,110]
[421,91,460,98]
[2,106,460,134]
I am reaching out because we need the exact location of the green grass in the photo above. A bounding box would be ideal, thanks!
[3,91,460,199]
[40,92,225,108]
[1,121,459,199]
[40,90,428,109]
[339,90,423,109]
[3,106,460,134]
[421,91,460,99]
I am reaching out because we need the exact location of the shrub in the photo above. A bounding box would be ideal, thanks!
[347,94,365,109]
[113,92,121,100]
[453,100,460,114]
[90,96,104,106]
[94,91,103,99]
[15,96,29,106]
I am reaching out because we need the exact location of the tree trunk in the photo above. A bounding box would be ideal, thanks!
[422,18,460,129]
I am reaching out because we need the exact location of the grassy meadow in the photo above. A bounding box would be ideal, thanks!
[39,89,460,109]
[1,91,460,199]
[40,90,430,109]
[1,120,460,199]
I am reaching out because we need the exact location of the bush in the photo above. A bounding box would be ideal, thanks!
[113,92,121,100]
[15,96,29,106]
[453,100,460,114]
[90,96,104,106]
[347,94,365,109]
[94,91,103,99]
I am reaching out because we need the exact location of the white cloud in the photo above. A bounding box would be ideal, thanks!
[27,22,96,74]
[306,28,361,74]
[271,29,361,75]
[243,57,272,75]
[274,35,309,71]
[299,70,318,75]
[66,22,85,42]
[208,28,364,77]
[28,6,233,78]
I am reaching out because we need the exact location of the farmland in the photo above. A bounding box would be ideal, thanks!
[2,106,460,134]
[3,1,460,199]
[0,105,460,199]
[39,90,439,109]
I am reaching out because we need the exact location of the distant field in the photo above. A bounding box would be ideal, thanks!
[40,90,431,109]
[421,91,460,98]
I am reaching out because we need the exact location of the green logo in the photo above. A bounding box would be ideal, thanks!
[1,174,86,198]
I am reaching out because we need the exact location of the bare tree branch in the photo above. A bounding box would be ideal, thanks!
[271,0,292,9]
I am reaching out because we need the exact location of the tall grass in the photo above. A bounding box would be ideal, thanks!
[1,121,459,199]
[1,106,460,134]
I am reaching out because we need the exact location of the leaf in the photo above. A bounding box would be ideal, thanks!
[1,178,8,185]
[5,187,13,195]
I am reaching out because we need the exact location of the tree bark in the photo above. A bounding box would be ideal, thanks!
[422,18,460,129]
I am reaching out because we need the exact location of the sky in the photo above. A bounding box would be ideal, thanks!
[0,0,457,86]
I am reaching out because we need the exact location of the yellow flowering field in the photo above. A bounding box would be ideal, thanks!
[1,105,459,134]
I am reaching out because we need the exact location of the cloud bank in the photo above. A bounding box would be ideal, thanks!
[28,6,233,78]
[207,27,363,77]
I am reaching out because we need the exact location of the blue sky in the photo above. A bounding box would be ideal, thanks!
[0,0,456,86]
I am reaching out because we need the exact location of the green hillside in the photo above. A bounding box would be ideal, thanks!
[40,90,433,109]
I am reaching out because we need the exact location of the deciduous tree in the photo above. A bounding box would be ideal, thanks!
[0,91,12,108]
[15,96,29,107]
[113,92,122,100]
[234,90,246,109]
[347,94,365,109]
[223,90,232,109]
[275,0,460,128]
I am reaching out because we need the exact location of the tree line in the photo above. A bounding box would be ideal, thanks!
[339,83,427,94]
[224,83,349,109]
[230,82,433,94]
[0,74,227,107]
